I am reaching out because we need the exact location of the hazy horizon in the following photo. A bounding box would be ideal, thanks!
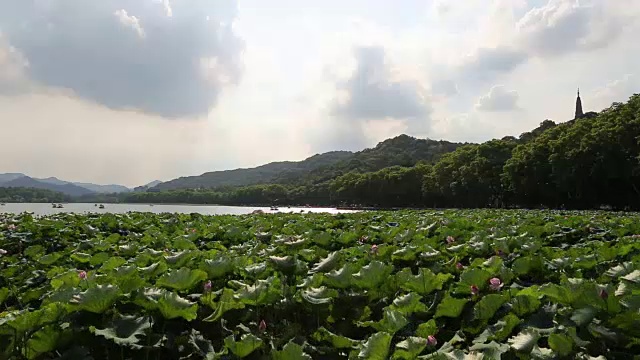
[1,0,639,187]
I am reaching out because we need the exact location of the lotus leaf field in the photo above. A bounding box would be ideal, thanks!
[2,210,640,359]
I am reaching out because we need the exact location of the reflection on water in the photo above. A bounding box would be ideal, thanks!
[0,203,357,216]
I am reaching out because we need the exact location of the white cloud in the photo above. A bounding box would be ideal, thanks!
[475,85,520,112]
[113,9,146,39]
[590,74,638,110]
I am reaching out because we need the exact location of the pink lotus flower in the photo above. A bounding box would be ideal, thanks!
[259,319,267,332]
[495,249,504,257]
[470,284,480,296]
[455,262,464,270]
[0,248,7,255]
[489,277,503,291]
[78,270,87,280]
[446,236,455,244]
[427,335,437,346]
[191,229,197,233]
[370,244,378,255]
[359,236,369,244]
[599,289,608,300]
[7,224,16,231]
[204,280,212,292]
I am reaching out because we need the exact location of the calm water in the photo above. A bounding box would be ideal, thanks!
[0,203,357,216]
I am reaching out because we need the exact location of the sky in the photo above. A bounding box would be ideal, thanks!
[0,0,639,187]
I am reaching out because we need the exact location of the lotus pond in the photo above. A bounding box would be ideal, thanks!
[1,210,640,359]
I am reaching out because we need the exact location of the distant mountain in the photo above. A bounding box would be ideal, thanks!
[154,135,463,191]
[0,173,131,196]
[134,180,163,192]
[1,176,95,197]
[154,151,354,191]
[74,183,131,194]
[0,173,26,184]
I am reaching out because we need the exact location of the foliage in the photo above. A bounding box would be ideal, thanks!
[2,209,640,359]
[0,187,71,203]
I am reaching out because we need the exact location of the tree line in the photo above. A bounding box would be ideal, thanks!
[120,94,640,210]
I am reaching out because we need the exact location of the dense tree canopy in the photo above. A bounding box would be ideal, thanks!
[119,94,640,210]
[0,187,71,203]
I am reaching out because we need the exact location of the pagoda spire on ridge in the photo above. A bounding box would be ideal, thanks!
[575,87,584,119]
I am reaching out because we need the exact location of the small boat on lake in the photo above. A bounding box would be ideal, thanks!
[99,204,105,209]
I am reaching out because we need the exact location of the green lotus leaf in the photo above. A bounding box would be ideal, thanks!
[353,261,394,289]
[234,277,282,306]
[188,329,216,358]
[271,341,312,360]
[140,261,168,278]
[468,341,510,359]
[156,267,207,291]
[309,251,341,274]
[358,332,392,360]
[99,257,127,272]
[397,268,452,296]
[435,294,469,318]
[370,308,408,334]
[571,307,597,327]
[508,328,540,353]
[269,256,296,273]
[38,253,62,266]
[621,270,640,283]
[25,325,66,360]
[312,327,358,349]
[605,262,635,278]
[323,263,356,289]
[202,256,235,279]
[510,295,541,317]
[301,286,338,305]
[158,291,198,321]
[50,270,81,290]
[7,302,68,334]
[24,245,45,259]
[164,250,194,267]
[0,288,9,306]
[70,252,92,263]
[539,284,573,305]
[391,293,427,315]
[89,252,110,267]
[415,319,438,338]
[547,333,573,357]
[457,268,492,294]
[244,262,268,277]
[92,314,151,346]
[204,288,245,322]
[473,294,506,321]
[393,336,428,359]
[112,267,146,294]
[224,334,263,358]
[71,285,120,313]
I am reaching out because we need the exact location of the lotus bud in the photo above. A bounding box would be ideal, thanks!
[0,248,7,255]
[78,270,87,280]
[204,280,212,292]
[599,289,608,300]
[370,244,378,255]
[456,262,464,270]
[259,319,267,332]
[470,284,480,296]
[427,335,437,346]
[489,277,503,291]
[446,236,455,244]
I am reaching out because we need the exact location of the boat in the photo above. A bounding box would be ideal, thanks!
[270,206,279,211]
[99,204,105,209]
[0,203,5,206]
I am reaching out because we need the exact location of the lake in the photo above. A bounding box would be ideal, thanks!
[0,203,358,216]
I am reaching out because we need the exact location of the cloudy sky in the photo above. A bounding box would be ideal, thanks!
[0,0,638,187]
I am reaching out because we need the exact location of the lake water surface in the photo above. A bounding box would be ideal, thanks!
[0,203,357,216]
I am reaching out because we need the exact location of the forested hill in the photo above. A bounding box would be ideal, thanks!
[124,94,640,210]
[154,136,463,190]
[0,187,71,203]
